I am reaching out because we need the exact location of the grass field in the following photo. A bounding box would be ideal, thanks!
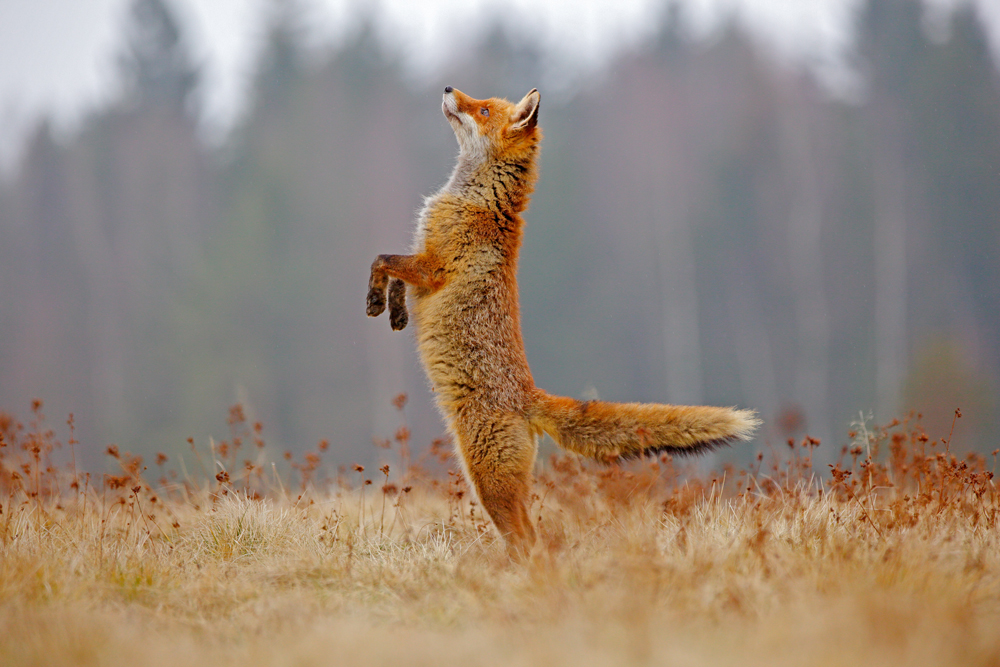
[2,401,999,666]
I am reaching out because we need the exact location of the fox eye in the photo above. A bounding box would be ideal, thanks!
[480,107,489,117]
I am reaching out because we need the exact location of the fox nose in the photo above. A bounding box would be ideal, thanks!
[444,86,453,94]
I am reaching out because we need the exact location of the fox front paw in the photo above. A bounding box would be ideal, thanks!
[388,279,408,330]
[366,288,386,317]
[390,306,408,330]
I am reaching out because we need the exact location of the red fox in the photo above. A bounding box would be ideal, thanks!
[367,87,759,557]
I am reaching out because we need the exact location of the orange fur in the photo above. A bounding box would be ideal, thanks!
[367,87,760,557]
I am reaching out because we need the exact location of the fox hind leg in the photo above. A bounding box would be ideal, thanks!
[458,416,538,559]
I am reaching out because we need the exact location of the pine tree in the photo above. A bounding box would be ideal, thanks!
[117,0,200,115]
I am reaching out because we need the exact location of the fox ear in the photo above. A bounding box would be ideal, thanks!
[510,89,540,132]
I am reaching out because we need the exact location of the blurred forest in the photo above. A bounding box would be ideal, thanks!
[1,0,998,468]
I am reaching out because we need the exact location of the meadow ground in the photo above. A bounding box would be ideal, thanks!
[1,401,999,666]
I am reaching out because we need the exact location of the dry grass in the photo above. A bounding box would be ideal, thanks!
[1,400,999,666]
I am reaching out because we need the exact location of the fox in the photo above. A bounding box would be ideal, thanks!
[366,87,760,557]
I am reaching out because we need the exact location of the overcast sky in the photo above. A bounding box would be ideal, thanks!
[1,0,998,172]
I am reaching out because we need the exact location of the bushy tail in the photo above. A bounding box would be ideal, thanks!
[529,391,760,463]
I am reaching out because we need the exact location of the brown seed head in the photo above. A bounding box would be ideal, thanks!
[228,404,246,425]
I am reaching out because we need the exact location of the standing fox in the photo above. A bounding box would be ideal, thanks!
[367,87,759,556]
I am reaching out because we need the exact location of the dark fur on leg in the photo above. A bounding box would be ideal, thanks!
[366,287,386,317]
[388,278,408,330]
[366,256,389,317]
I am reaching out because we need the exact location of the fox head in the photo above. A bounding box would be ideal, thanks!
[442,87,541,165]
